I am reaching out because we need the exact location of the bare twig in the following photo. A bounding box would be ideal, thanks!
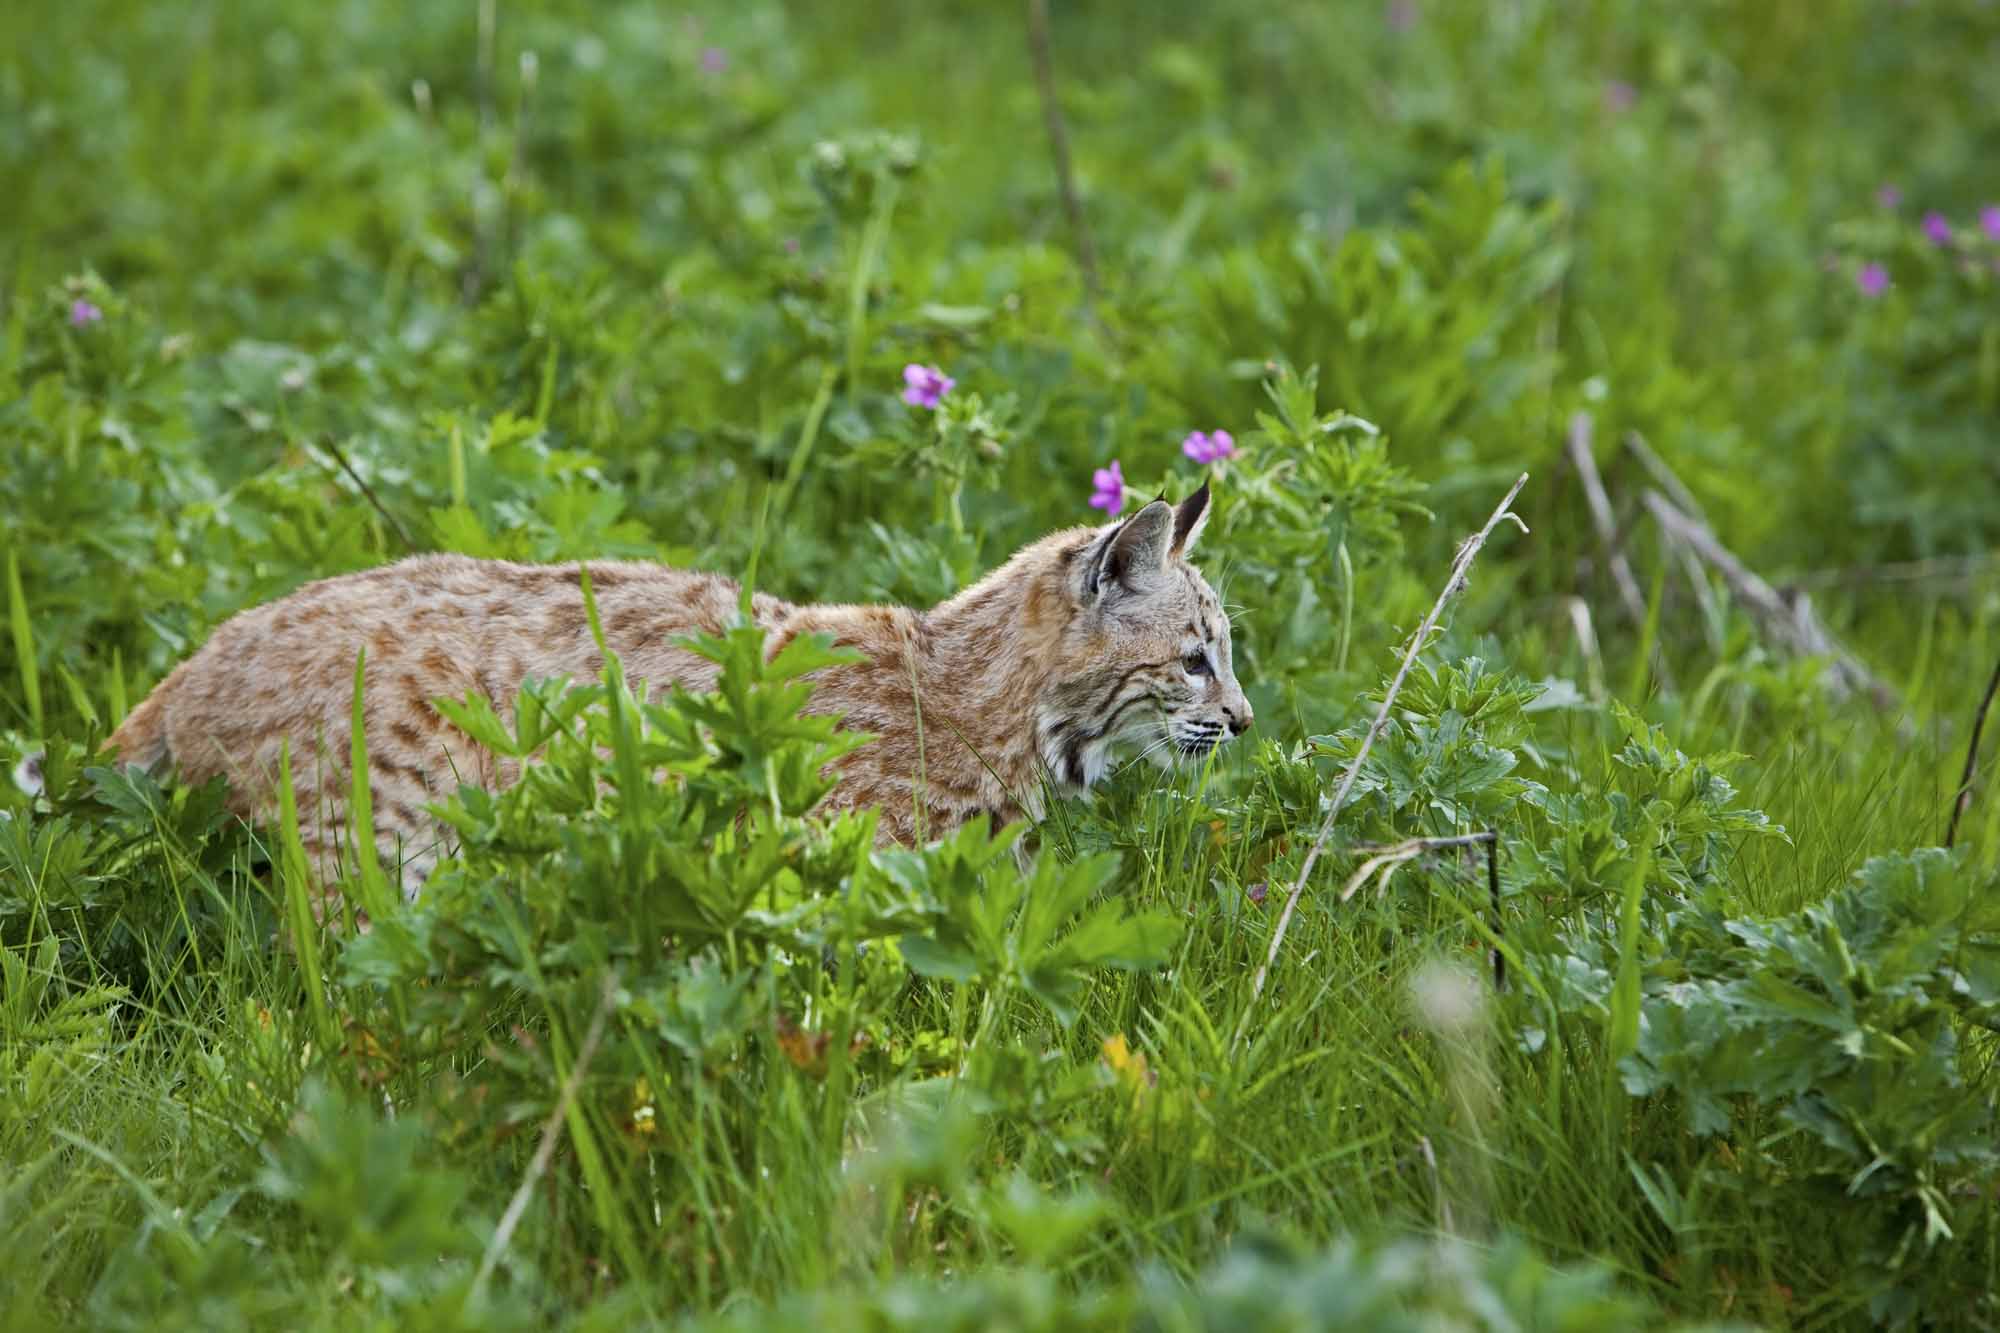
[1024,0,1103,322]
[1340,832,1495,902]
[1338,832,1506,992]
[1622,430,1705,524]
[314,436,417,553]
[1946,654,2000,849]
[1566,413,1649,628]
[1789,554,2000,592]
[1487,832,1503,992]
[1643,490,1900,712]
[1235,474,1530,1046]
[1566,597,1607,702]
[472,972,620,1300]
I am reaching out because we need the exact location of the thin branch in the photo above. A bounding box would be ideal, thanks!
[1643,490,1900,712]
[1566,597,1607,702]
[472,971,620,1301]
[1789,553,2000,592]
[1024,0,1103,322]
[1235,474,1530,1047]
[1340,832,1496,902]
[314,436,418,553]
[1622,430,1705,524]
[1946,654,2000,850]
[1338,832,1506,992]
[1487,832,1504,992]
[1567,413,1650,628]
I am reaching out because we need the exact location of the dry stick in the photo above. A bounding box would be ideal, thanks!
[1791,553,2000,591]
[315,436,417,553]
[1946,653,2000,849]
[1567,413,1649,628]
[472,971,621,1300]
[1560,412,1640,620]
[1487,833,1503,992]
[1340,831,1497,903]
[1235,474,1530,1047]
[1024,0,1104,323]
[1338,831,1505,991]
[1567,413,1671,693]
[1622,430,1705,525]
[1642,490,1901,712]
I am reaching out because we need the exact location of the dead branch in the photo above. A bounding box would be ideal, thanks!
[1789,554,2000,592]
[1622,430,1705,524]
[1341,832,1495,902]
[1642,490,1900,713]
[1568,412,1672,691]
[1946,654,2000,849]
[1338,832,1505,991]
[1236,474,1529,1046]
[1025,0,1104,322]
[313,436,418,553]
[1567,413,1648,626]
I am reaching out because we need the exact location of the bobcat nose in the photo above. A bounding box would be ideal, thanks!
[1225,704,1252,737]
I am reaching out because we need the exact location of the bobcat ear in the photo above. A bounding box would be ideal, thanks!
[1086,499,1174,599]
[1172,480,1211,558]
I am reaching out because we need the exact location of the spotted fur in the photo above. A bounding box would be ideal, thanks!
[106,483,1250,894]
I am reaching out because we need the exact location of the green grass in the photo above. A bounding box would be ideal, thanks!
[5,0,2000,1328]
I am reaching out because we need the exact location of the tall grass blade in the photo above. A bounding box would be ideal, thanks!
[276,739,336,1053]
[7,550,41,734]
[346,648,397,920]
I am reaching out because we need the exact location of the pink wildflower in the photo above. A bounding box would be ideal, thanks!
[901,364,954,410]
[1922,211,1952,246]
[68,299,102,327]
[1981,206,2000,240]
[1088,460,1125,515]
[1856,262,1889,298]
[1181,430,1238,464]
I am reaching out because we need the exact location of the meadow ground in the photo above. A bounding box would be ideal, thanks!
[5,1,2000,1328]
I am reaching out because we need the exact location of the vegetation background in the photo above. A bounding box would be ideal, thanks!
[5,0,2000,1327]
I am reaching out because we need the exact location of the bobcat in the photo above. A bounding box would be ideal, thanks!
[105,482,1251,891]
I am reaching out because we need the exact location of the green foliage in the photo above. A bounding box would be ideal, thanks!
[4,0,1999,1327]
[1623,851,2000,1300]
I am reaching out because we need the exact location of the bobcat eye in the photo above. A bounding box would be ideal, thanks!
[1184,650,1212,677]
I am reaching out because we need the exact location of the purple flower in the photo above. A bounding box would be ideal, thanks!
[1922,211,1953,246]
[1876,184,1903,210]
[1181,429,1238,464]
[1088,460,1125,515]
[68,299,102,327]
[700,46,728,74]
[1602,80,1636,113]
[1856,262,1889,298]
[1246,881,1268,907]
[901,363,954,410]
[1384,0,1417,32]
[1981,206,2000,240]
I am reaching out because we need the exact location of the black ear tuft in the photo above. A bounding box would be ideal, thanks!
[1172,480,1212,557]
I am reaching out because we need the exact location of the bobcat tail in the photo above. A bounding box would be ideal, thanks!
[13,692,173,800]
[105,693,173,775]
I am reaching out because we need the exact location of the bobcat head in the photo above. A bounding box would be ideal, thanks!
[1031,481,1252,788]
